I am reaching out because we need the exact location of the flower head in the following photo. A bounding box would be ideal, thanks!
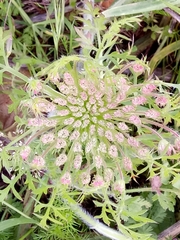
[27,78,43,95]
[22,66,179,192]
[81,172,91,185]
[20,146,31,160]
[92,175,105,187]
[63,73,74,85]
[132,63,144,74]
[109,145,118,158]
[31,156,45,169]
[74,154,82,169]
[128,137,139,148]
[155,96,168,107]
[145,109,160,120]
[150,176,161,194]
[142,83,156,95]
[104,168,113,182]
[175,137,180,151]
[123,157,132,171]
[60,172,71,185]
[129,115,141,125]
[41,133,55,144]
[56,154,68,166]
[132,96,146,106]
[94,155,103,168]
[158,139,175,156]
[113,180,125,194]
[138,147,149,158]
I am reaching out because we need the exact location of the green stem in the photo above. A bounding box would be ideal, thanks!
[133,74,138,85]
[126,187,179,195]
[25,127,51,145]
[145,119,179,137]
[6,129,32,147]
[15,183,38,240]
[19,226,37,240]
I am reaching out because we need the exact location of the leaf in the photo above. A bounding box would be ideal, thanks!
[164,0,180,13]
[0,187,10,202]
[2,200,36,219]
[147,196,167,223]
[131,215,156,223]
[160,166,171,185]
[121,195,151,223]
[1,173,11,184]
[157,192,176,211]
[0,64,29,82]
[172,175,180,189]
[102,0,180,17]
[0,217,37,231]
[37,55,81,77]
[149,40,180,73]
[1,173,23,201]
[136,224,154,236]
[127,222,150,229]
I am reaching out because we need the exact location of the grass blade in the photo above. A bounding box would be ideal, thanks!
[149,40,180,74]
[0,217,37,231]
[103,0,180,17]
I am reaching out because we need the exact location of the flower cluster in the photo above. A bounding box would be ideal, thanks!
[22,67,180,193]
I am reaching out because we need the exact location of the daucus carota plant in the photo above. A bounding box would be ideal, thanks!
[21,58,180,181]
[1,6,180,240]
[2,55,179,239]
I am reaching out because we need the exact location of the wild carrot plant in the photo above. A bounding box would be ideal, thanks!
[0,5,180,240]
[1,56,179,239]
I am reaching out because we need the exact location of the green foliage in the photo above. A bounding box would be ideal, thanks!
[102,0,180,17]
[156,192,176,212]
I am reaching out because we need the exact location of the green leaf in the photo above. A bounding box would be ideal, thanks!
[121,195,151,222]
[127,222,149,229]
[0,64,29,82]
[131,215,156,223]
[0,187,11,202]
[172,175,180,189]
[102,0,180,17]
[164,0,180,13]
[0,217,37,231]
[157,192,176,211]
[160,166,171,185]
[149,40,180,73]
[0,173,23,201]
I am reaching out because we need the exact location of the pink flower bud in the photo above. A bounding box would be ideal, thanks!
[20,146,31,160]
[145,109,160,120]
[129,115,141,125]
[155,96,168,107]
[142,84,156,95]
[63,72,74,85]
[132,96,146,106]
[128,137,139,147]
[60,172,71,185]
[92,175,104,187]
[81,172,91,185]
[150,176,161,194]
[123,157,132,171]
[113,180,125,194]
[158,139,175,156]
[175,137,180,151]
[108,145,118,158]
[31,156,45,169]
[132,63,144,74]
